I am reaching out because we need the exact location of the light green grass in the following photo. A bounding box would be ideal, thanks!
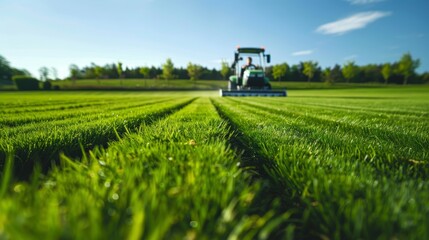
[0,92,199,177]
[212,85,429,239]
[53,79,419,90]
[0,86,428,239]
[0,98,288,239]
[3,78,420,90]
[52,79,227,90]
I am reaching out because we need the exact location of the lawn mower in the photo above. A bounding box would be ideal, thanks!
[220,47,287,97]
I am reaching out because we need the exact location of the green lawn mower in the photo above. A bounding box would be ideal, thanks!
[220,47,287,97]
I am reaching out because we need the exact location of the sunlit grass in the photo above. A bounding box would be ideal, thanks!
[212,86,429,239]
[0,86,428,239]
[0,98,289,239]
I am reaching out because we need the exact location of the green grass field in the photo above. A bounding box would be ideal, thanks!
[2,78,416,91]
[0,86,428,239]
[52,79,416,90]
[52,79,228,90]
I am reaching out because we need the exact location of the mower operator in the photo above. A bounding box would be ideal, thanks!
[241,57,256,78]
[242,57,256,70]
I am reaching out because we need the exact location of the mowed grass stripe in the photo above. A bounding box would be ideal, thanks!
[0,94,117,109]
[212,97,429,239]
[284,100,429,117]
[282,94,429,113]
[1,98,175,139]
[261,100,429,125]
[0,92,165,111]
[0,101,108,114]
[0,95,169,117]
[0,96,165,115]
[236,97,429,128]
[0,97,174,128]
[220,98,429,178]
[1,97,196,179]
[230,97,429,145]
[289,87,429,112]
[0,97,287,239]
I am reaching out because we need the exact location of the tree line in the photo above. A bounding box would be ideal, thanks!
[269,53,428,85]
[67,59,224,81]
[1,53,428,85]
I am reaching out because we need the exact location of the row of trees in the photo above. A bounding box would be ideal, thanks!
[67,59,225,82]
[66,53,426,85]
[1,53,428,85]
[270,53,427,85]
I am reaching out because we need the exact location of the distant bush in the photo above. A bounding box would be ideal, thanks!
[43,81,52,90]
[53,85,60,90]
[12,75,39,90]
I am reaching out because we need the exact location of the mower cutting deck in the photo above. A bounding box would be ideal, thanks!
[219,89,287,97]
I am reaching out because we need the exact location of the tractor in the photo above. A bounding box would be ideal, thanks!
[220,47,287,97]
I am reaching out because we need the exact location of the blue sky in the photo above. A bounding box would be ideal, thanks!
[1,0,428,78]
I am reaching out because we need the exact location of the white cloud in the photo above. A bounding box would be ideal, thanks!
[292,50,314,56]
[316,11,391,35]
[347,0,385,5]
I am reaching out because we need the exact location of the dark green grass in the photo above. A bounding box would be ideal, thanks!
[212,86,429,239]
[53,79,429,90]
[0,98,289,239]
[0,87,428,239]
[3,78,420,91]
[0,92,197,178]
[51,79,227,90]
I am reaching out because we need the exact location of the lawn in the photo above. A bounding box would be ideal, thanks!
[2,78,412,91]
[0,86,428,239]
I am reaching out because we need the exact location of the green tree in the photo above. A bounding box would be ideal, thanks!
[303,61,318,82]
[39,66,49,81]
[117,62,123,86]
[331,64,344,83]
[397,53,420,85]
[12,68,31,77]
[69,64,79,84]
[342,61,359,83]
[116,62,123,78]
[94,65,103,84]
[162,58,175,80]
[139,66,150,79]
[323,68,334,85]
[381,63,392,84]
[272,63,289,81]
[139,66,150,88]
[220,61,230,80]
[187,62,203,81]
[360,64,382,83]
[0,54,12,81]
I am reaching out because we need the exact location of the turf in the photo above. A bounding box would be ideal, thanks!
[0,86,428,239]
